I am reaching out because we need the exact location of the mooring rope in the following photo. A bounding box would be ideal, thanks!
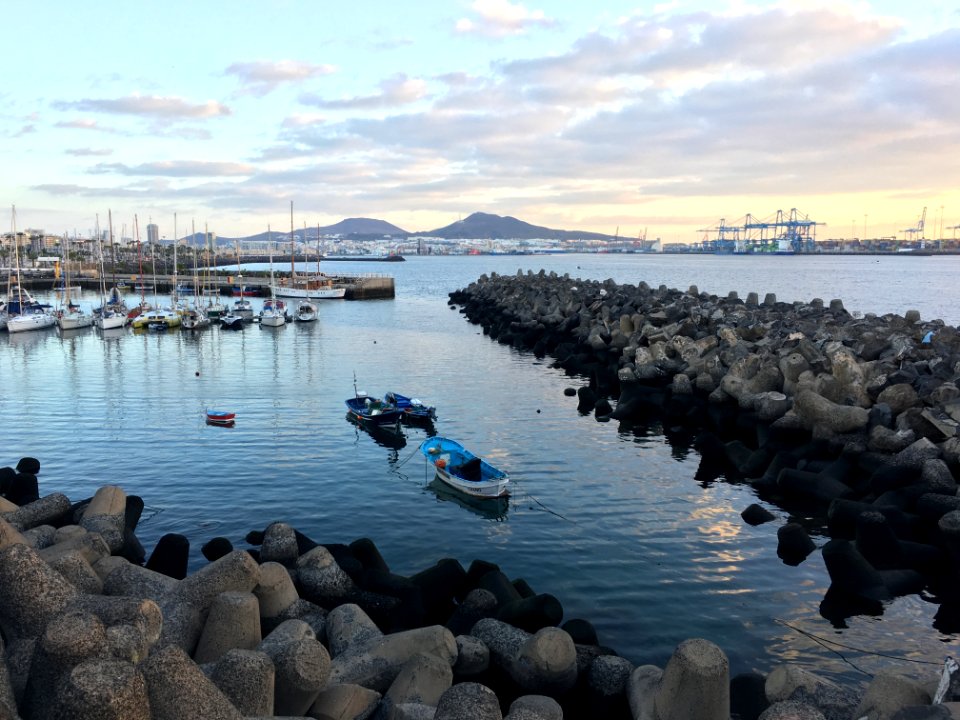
[775,618,942,678]
[509,485,576,523]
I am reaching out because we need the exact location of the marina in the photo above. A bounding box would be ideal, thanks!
[2,253,959,691]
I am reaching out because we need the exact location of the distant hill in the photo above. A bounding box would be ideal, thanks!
[322,218,408,236]
[175,212,615,244]
[420,212,613,241]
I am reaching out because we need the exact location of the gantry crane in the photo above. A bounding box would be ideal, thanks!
[900,207,927,242]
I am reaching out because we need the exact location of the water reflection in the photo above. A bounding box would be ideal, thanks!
[346,413,407,450]
[425,476,510,520]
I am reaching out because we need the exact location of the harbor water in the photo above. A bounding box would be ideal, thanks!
[2,253,958,686]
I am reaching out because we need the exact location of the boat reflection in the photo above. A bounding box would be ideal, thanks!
[346,413,407,449]
[425,476,509,520]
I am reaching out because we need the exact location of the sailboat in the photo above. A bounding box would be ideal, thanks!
[231,239,256,297]
[94,213,127,330]
[127,216,153,325]
[57,231,93,330]
[181,220,210,330]
[259,228,286,327]
[6,206,57,334]
[295,299,317,322]
[227,240,254,322]
[202,223,226,320]
[137,217,181,330]
[272,202,345,300]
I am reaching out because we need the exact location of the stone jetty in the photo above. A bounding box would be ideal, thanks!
[2,458,960,719]
[449,271,960,630]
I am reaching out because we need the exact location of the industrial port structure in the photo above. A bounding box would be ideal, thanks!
[691,206,955,254]
[697,208,820,253]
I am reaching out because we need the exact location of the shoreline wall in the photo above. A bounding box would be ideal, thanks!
[2,459,958,719]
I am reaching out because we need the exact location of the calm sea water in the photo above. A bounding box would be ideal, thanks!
[2,253,958,687]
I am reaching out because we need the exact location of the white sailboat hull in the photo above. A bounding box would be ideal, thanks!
[260,314,286,327]
[272,283,345,299]
[7,311,56,333]
[95,313,127,330]
[58,312,94,330]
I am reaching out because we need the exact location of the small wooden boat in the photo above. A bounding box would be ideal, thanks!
[419,437,510,498]
[206,410,236,425]
[385,392,436,424]
[344,393,404,427]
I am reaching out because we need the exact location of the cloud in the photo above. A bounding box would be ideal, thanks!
[53,118,103,131]
[455,0,555,37]
[268,6,960,221]
[92,161,254,177]
[54,95,230,119]
[281,113,327,128]
[225,60,336,96]
[65,148,113,157]
[29,4,960,238]
[300,73,428,109]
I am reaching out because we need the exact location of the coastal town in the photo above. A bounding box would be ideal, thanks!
[2,210,959,275]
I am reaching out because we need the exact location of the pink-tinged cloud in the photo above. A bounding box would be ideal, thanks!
[225,60,336,96]
[300,73,428,109]
[54,95,230,119]
[93,161,253,177]
[455,0,555,37]
[55,119,101,130]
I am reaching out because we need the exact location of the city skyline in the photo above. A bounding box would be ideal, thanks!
[3,1,959,242]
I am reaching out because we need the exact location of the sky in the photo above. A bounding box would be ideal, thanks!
[3,0,959,243]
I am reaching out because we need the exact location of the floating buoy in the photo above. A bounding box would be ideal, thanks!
[195,371,200,377]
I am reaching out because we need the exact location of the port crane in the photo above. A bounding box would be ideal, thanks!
[696,218,741,253]
[900,207,927,242]
[699,208,819,253]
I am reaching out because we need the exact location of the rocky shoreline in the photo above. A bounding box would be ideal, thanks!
[1,455,959,719]
[447,271,960,628]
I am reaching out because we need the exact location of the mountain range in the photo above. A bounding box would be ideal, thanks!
[180,212,616,245]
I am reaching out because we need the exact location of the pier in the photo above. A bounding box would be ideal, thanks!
[13,271,395,300]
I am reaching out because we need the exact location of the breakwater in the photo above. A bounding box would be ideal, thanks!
[2,459,958,719]
[449,271,960,630]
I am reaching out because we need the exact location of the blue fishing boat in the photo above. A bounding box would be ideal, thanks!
[419,437,510,498]
[385,392,437,424]
[345,393,404,427]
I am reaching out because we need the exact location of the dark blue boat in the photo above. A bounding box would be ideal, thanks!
[344,394,405,427]
[384,392,437,424]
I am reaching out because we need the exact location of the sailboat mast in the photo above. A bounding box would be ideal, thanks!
[63,232,72,307]
[148,219,158,306]
[11,205,23,310]
[290,201,295,282]
[172,212,178,303]
[204,223,211,306]
[268,224,275,299]
[97,215,108,305]
[317,222,321,275]
[135,215,145,306]
[192,219,199,303]
[107,210,115,296]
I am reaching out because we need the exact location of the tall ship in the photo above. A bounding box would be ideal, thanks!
[271,202,346,300]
